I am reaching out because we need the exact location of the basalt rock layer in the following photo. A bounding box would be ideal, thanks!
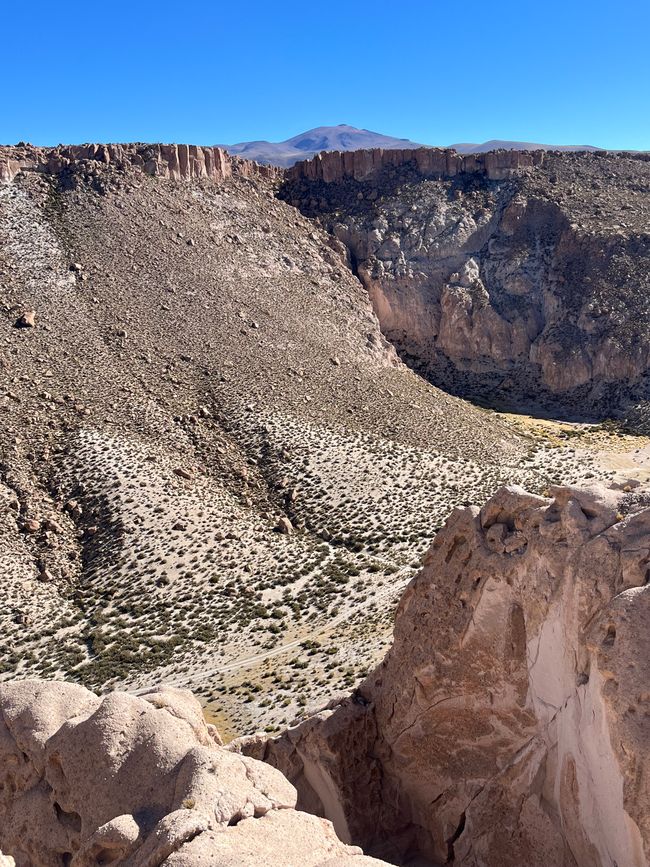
[282,148,650,415]
[0,680,387,866]
[0,142,280,185]
[236,483,650,867]
[286,146,545,183]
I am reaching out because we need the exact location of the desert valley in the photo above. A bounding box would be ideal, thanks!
[0,132,649,866]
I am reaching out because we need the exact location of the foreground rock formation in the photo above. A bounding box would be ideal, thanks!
[0,681,386,866]
[236,483,650,866]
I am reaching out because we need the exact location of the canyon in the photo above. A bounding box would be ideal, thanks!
[282,146,650,416]
[1,141,649,865]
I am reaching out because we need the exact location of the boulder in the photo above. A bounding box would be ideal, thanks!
[0,681,385,867]
[14,310,36,328]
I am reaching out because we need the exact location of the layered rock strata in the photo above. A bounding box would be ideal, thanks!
[0,681,386,866]
[235,483,650,867]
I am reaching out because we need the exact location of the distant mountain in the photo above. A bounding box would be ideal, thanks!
[222,125,604,167]
[449,139,600,154]
[222,124,424,167]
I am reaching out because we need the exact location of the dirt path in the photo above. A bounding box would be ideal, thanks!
[130,569,409,696]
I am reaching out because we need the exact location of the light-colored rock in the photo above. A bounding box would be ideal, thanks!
[276,516,294,535]
[239,483,650,866]
[14,309,36,328]
[0,681,386,866]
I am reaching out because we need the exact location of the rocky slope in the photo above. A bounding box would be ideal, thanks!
[1,142,596,738]
[236,481,650,866]
[0,680,387,866]
[281,147,650,417]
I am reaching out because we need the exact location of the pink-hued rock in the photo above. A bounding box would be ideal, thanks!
[0,681,386,866]
[235,483,650,866]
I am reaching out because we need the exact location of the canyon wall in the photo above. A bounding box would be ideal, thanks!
[236,483,650,867]
[0,142,280,184]
[282,149,650,414]
[287,146,545,183]
[7,141,650,414]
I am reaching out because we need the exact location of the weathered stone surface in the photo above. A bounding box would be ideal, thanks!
[286,146,544,183]
[0,142,280,186]
[0,681,386,866]
[14,309,35,328]
[237,483,650,866]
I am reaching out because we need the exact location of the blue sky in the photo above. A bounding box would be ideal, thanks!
[3,0,649,149]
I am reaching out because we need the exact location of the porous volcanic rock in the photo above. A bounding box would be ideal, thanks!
[235,483,650,866]
[0,680,386,866]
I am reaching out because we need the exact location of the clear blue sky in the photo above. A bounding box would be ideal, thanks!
[3,0,648,150]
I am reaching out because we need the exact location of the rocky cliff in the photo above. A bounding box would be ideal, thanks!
[0,142,280,185]
[281,148,650,416]
[286,146,545,183]
[235,482,650,867]
[0,680,387,866]
[1,137,562,741]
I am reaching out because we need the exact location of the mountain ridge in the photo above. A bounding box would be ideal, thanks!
[222,123,603,166]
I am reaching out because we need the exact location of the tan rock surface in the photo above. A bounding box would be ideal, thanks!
[0,681,386,866]
[237,483,650,866]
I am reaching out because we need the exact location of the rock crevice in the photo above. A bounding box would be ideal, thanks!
[237,483,650,867]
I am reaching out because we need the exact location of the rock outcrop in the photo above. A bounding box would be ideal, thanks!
[235,483,650,866]
[287,146,545,183]
[0,681,386,866]
[0,142,279,185]
[282,149,650,415]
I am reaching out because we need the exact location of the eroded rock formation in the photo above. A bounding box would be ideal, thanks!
[0,681,386,866]
[286,146,545,183]
[235,483,650,866]
[0,143,279,185]
[282,149,650,414]
[5,140,650,414]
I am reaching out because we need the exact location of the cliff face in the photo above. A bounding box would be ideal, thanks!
[7,141,650,416]
[0,142,280,184]
[286,146,545,183]
[236,483,650,867]
[282,148,650,415]
[0,681,387,866]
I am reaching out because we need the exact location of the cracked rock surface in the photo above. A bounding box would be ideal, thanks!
[0,680,386,866]
[236,483,650,866]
